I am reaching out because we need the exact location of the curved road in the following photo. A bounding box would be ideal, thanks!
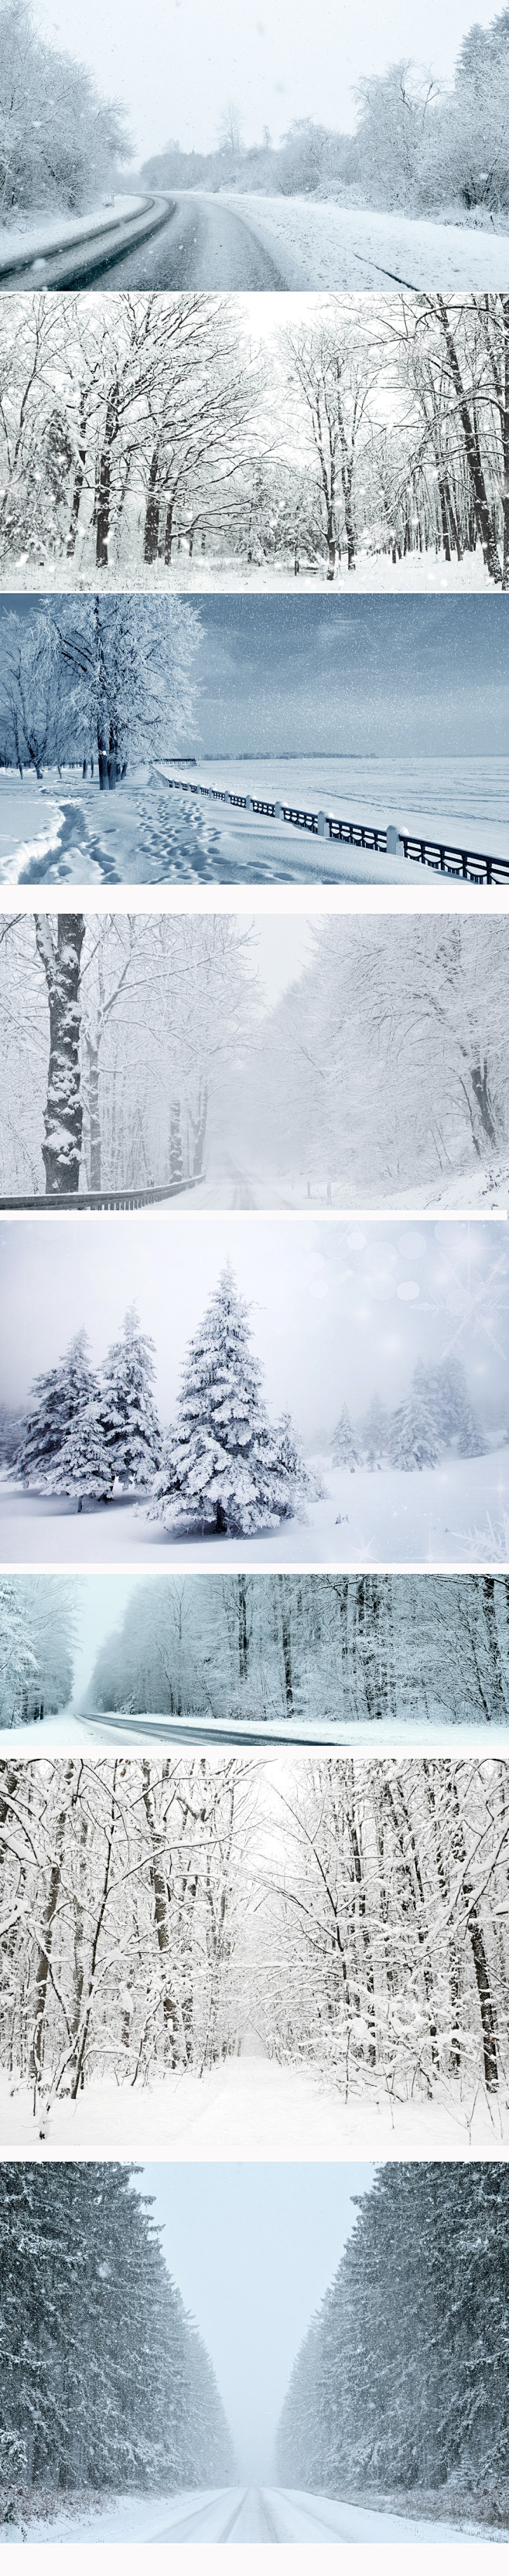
[87,193,287,289]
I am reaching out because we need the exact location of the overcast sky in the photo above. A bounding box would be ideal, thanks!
[2,1217,506,1443]
[140,2162,373,2479]
[36,0,498,161]
[1,598,506,759]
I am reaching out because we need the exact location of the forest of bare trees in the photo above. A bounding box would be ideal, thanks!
[0,1753,507,2111]
[0,292,507,581]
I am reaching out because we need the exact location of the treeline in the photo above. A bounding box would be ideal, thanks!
[142,14,509,221]
[2,1572,509,1735]
[0,2163,233,2490]
[1,293,508,584]
[0,0,132,216]
[276,2166,509,2496]
[86,1573,509,1728]
[0,1576,76,1726]
[1,1755,507,2105]
[244,916,509,1202]
[1,914,507,1208]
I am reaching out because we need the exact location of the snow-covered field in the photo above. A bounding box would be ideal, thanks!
[0,755,507,886]
[0,195,145,269]
[2,2060,507,2162]
[2,1452,507,1567]
[0,2481,500,2542]
[219,189,509,289]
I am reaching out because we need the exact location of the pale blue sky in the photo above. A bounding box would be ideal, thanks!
[140,2162,374,2480]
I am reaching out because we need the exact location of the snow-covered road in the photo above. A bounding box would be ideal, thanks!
[41,186,509,292]
[2,2483,490,2542]
[101,195,286,289]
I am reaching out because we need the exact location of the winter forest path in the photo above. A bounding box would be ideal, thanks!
[9,2486,491,2543]
[90,195,287,290]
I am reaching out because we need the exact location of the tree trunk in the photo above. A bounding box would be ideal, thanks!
[86,1040,101,1191]
[143,448,160,563]
[141,1764,188,2063]
[35,914,85,1194]
[29,1763,75,2086]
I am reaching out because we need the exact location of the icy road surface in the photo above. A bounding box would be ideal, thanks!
[101,194,286,289]
[2,2483,494,2541]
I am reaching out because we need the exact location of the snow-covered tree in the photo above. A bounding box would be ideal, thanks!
[42,1399,115,1510]
[0,0,132,215]
[0,1578,37,1723]
[149,1262,302,1536]
[97,1303,161,1487]
[33,915,85,1194]
[15,1328,97,1484]
[332,1404,360,1468]
[362,1393,389,1468]
[389,1371,441,1471]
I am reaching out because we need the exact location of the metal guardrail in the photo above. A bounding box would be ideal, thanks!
[160,772,505,884]
[0,1175,205,1211]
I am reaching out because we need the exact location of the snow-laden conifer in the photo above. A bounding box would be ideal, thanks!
[97,1304,161,1487]
[389,1368,440,1471]
[42,1401,115,1510]
[149,1262,304,1535]
[15,1329,97,1485]
[332,1405,360,1468]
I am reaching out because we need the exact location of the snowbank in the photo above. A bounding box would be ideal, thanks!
[2,1450,508,1566]
[1,2060,507,2161]
[0,547,497,593]
[0,196,145,271]
[0,775,63,871]
[219,189,509,289]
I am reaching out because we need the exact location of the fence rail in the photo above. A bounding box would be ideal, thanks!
[160,772,506,884]
[0,1175,205,1212]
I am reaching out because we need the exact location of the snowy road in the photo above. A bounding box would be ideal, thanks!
[3,2484,490,2542]
[91,194,286,290]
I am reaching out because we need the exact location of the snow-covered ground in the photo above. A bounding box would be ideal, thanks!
[182,755,509,867]
[0,755,507,886]
[2,2060,508,2162]
[2,1452,507,1567]
[2,547,498,594]
[0,768,424,887]
[0,195,145,271]
[218,189,509,290]
[1,2480,500,2541]
[2,1706,507,1757]
[194,1160,509,1215]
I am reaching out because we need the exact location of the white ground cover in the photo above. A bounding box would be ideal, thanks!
[219,189,509,290]
[193,1160,509,1215]
[0,2482,498,2542]
[0,196,145,268]
[1,547,497,594]
[0,768,418,886]
[1,753,506,885]
[2,1450,507,1567]
[1,2060,507,2162]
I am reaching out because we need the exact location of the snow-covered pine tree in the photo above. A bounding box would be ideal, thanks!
[362,1393,388,1469]
[15,1329,97,1485]
[389,1368,440,1472]
[332,1404,360,1469]
[97,1303,161,1488]
[41,1401,115,1511]
[433,1356,485,1458]
[149,1262,301,1536]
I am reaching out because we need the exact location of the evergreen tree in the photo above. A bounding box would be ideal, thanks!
[15,1331,97,1485]
[389,1376,441,1471]
[42,1402,115,1511]
[0,2163,234,2493]
[276,2164,509,2498]
[149,1262,301,1536]
[362,1394,388,1468]
[332,1405,360,1469]
[97,1304,161,1488]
